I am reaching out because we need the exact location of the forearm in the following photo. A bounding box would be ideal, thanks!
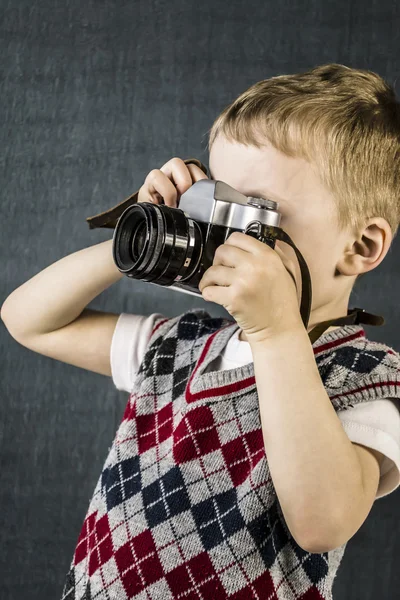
[1,239,124,335]
[250,327,364,547]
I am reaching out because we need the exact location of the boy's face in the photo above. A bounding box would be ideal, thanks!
[208,134,354,335]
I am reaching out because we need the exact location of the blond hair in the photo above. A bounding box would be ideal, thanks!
[207,64,400,240]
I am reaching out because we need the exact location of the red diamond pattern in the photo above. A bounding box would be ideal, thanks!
[87,513,113,576]
[136,402,173,454]
[221,428,266,486]
[173,405,221,463]
[115,529,164,597]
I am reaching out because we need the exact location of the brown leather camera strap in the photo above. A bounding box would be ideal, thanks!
[85,158,385,344]
[85,158,208,230]
[307,308,385,344]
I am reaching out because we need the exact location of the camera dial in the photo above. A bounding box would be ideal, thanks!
[247,197,278,210]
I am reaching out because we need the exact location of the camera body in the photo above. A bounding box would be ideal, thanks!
[112,179,281,298]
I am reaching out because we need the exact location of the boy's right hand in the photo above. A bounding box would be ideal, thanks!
[137,157,209,207]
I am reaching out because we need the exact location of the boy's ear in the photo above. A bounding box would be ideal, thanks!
[337,218,393,277]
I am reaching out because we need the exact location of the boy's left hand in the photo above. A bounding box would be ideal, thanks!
[198,231,304,345]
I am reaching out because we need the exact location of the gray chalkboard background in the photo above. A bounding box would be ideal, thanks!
[1,1,399,598]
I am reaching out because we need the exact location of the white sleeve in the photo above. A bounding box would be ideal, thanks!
[110,312,166,393]
[337,398,400,499]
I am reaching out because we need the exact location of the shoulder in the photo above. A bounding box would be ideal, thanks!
[316,325,400,374]
[338,334,400,373]
[316,327,400,410]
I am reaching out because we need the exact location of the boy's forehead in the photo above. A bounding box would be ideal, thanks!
[208,136,329,207]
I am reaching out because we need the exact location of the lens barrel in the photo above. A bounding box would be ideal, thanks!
[112,202,203,285]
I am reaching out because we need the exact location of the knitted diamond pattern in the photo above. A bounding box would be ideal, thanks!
[61,309,400,600]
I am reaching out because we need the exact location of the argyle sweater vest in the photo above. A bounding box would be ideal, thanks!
[61,309,400,600]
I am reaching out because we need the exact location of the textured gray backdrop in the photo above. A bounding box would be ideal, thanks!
[1,1,400,598]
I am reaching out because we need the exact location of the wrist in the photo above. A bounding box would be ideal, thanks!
[248,324,309,354]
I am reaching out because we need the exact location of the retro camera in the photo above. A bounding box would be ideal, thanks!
[111,179,282,298]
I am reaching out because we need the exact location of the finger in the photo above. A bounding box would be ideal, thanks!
[185,162,210,183]
[199,264,235,292]
[225,231,266,254]
[160,158,208,202]
[175,163,209,206]
[201,283,232,306]
[143,169,179,207]
[212,242,246,268]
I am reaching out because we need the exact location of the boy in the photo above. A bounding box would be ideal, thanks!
[2,63,400,599]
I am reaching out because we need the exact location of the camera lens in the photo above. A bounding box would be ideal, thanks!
[131,221,147,261]
[112,202,203,286]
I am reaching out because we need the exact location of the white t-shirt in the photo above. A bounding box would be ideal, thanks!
[110,312,400,500]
